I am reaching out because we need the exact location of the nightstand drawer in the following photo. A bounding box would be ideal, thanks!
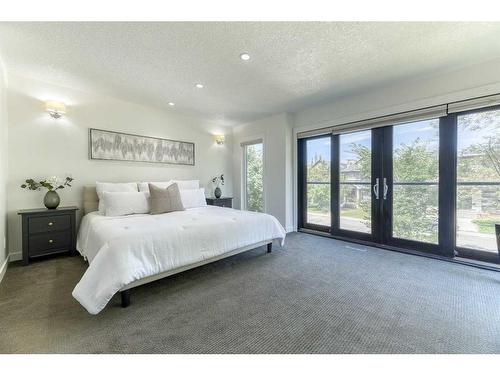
[206,197,233,208]
[18,206,78,265]
[29,231,71,255]
[29,215,70,234]
[215,199,232,208]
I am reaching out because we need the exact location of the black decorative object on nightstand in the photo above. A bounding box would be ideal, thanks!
[206,197,233,208]
[17,206,78,265]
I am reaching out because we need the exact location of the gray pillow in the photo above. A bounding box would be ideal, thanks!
[149,183,185,214]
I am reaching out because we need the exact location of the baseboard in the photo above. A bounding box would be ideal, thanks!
[9,251,22,262]
[0,254,9,285]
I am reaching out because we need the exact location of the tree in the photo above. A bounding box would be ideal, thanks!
[246,145,264,212]
[455,110,500,222]
[302,110,500,242]
[457,110,500,181]
[306,154,331,213]
[351,137,439,243]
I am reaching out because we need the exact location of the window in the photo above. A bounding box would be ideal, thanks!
[305,136,331,228]
[243,141,264,212]
[456,109,500,253]
[392,119,439,244]
[298,98,500,264]
[339,130,372,233]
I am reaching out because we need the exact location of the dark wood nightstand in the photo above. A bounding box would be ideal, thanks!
[17,206,78,265]
[206,197,233,208]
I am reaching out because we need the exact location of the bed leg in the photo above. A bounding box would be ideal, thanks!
[267,242,273,253]
[121,290,131,308]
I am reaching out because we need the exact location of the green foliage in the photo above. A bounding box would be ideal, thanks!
[392,185,438,243]
[392,139,439,243]
[20,178,40,191]
[246,146,264,212]
[348,144,371,181]
[307,155,330,182]
[472,219,496,234]
[393,139,438,182]
[306,155,330,213]
[308,138,440,243]
[307,184,330,213]
[357,138,439,243]
[212,174,225,186]
[304,111,500,243]
[341,207,365,219]
[458,110,500,180]
[21,176,74,192]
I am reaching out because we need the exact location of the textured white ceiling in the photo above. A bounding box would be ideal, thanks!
[1,22,500,126]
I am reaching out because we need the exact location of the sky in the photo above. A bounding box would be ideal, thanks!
[305,112,500,164]
[307,119,441,164]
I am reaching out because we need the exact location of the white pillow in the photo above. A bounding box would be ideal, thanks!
[96,182,138,213]
[138,181,173,192]
[173,180,199,190]
[180,188,207,209]
[103,191,150,216]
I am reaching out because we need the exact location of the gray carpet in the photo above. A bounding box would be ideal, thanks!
[0,232,499,354]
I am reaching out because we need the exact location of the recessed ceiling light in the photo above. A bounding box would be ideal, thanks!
[195,83,204,89]
[240,53,250,61]
[168,102,175,106]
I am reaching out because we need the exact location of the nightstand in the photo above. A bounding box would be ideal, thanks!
[17,206,78,265]
[206,197,233,208]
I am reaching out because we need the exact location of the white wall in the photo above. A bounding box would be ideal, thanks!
[7,74,232,260]
[294,58,500,132]
[232,113,294,232]
[0,57,8,279]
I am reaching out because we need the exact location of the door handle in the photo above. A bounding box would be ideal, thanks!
[383,178,388,200]
[373,178,379,200]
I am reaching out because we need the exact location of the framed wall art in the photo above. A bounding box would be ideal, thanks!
[89,128,195,166]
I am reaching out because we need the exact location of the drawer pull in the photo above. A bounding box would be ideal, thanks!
[48,239,54,244]
[48,222,53,226]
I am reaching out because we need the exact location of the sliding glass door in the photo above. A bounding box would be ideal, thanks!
[299,136,331,231]
[455,108,500,263]
[384,119,442,254]
[338,131,372,235]
[298,104,499,264]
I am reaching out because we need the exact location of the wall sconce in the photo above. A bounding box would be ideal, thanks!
[214,135,225,145]
[45,101,66,119]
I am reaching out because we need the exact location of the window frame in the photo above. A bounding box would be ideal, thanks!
[382,118,447,257]
[297,104,500,265]
[453,105,500,263]
[297,134,332,233]
[241,138,265,213]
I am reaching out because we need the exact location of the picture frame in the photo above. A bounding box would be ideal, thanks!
[89,128,195,166]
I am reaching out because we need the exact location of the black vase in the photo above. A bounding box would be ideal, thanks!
[214,186,222,199]
[44,190,60,209]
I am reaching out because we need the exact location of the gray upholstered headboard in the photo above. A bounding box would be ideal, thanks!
[83,185,99,215]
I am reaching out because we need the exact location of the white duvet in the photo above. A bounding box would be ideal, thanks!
[72,206,286,314]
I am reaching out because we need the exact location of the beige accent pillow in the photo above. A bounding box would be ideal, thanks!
[149,183,185,214]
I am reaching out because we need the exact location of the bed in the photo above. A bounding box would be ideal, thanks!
[72,186,287,314]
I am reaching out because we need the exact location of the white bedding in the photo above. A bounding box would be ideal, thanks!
[73,206,286,314]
